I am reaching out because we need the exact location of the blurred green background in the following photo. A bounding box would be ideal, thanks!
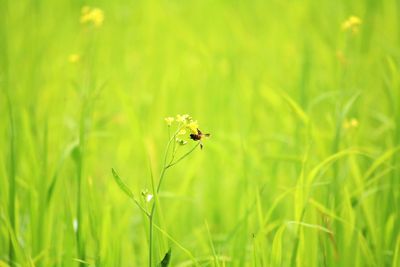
[1,0,400,266]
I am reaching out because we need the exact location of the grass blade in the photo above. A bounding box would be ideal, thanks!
[111,168,134,199]
[159,248,171,267]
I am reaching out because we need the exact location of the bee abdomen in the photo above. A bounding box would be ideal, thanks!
[190,134,201,141]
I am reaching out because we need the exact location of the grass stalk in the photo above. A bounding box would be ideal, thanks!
[147,127,199,266]
[6,89,16,266]
[75,96,89,266]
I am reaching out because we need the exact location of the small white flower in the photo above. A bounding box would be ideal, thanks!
[146,194,153,202]
[141,189,154,202]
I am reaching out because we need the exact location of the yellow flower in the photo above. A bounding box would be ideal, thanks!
[68,53,80,63]
[342,16,362,34]
[164,117,174,126]
[80,6,104,27]
[164,114,209,149]
[178,129,186,135]
[344,118,359,129]
[186,121,199,134]
[176,114,190,123]
[349,118,359,128]
[90,8,104,26]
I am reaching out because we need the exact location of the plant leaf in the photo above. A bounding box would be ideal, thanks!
[280,91,309,125]
[160,248,172,267]
[111,168,134,199]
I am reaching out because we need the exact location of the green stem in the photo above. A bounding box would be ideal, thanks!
[148,166,166,267]
[149,215,153,267]
[147,132,199,266]
[6,89,16,266]
[166,143,200,169]
[76,99,87,266]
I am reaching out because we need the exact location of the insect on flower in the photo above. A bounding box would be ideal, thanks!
[190,128,210,149]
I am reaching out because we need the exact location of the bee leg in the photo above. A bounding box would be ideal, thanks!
[200,143,203,150]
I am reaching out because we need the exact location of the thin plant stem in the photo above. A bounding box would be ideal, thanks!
[153,223,200,266]
[166,143,200,169]
[148,162,157,267]
[6,89,16,266]
[76,99,87,267]
[147,130,199,267]
[149,215,153,267]
[147,131,174,267]
[132,198,150,217]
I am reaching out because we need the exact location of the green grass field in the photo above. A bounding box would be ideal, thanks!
[1,0,400,266]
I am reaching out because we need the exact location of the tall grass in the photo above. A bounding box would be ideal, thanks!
[1,0,399,266]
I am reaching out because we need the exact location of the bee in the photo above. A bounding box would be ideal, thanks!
[190,128,210,149]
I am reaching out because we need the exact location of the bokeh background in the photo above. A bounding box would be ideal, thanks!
[1,0,399,266]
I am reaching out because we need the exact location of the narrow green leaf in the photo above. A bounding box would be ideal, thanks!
[270,225,285,266]
[286,221,333,234]
[364,147,400,180]
[153,224,198,266]
[47,141,79,204]
[308,198,346,223]
[160,248,172,267]
[393,234,400,267]
[111,168,134,199]
[280,92,309,125]
[306,149,361,184]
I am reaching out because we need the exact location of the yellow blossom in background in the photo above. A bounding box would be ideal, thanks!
[68,53,80,63]
[344,118,359,129]
[342,16,362,34]
[164,117,174,126]
[80,6,104,27]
